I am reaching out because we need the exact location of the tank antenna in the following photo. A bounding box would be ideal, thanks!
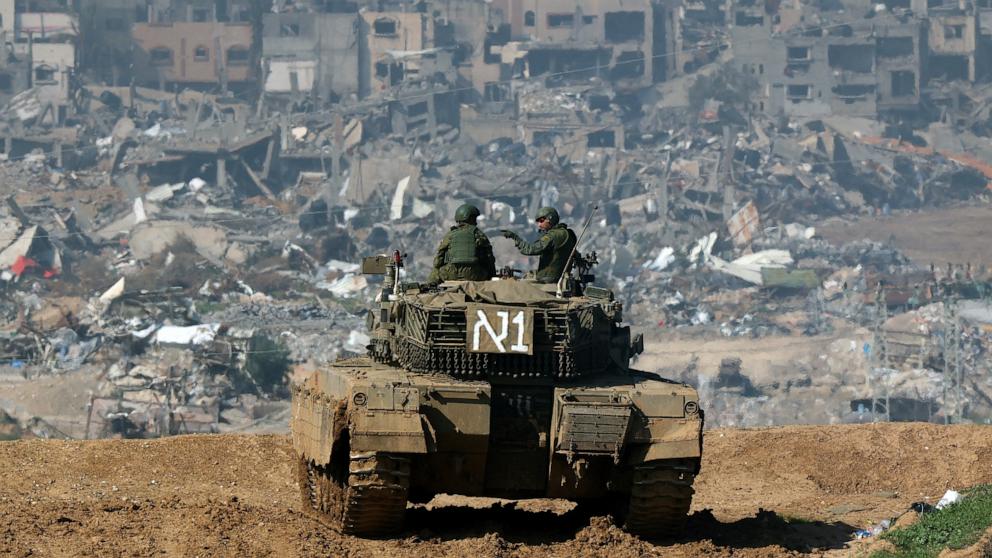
[556,205,600,298]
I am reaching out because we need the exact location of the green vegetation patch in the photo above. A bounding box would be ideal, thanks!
[873,485,992,558]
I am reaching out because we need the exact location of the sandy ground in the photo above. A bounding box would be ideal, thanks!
[1,422,990,557]
[817,204,992,267]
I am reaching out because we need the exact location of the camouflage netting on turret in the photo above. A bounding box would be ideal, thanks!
[383,282,617,379]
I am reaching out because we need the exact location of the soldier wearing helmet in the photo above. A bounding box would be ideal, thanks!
[428,203,497,284]
[501,207,577,283]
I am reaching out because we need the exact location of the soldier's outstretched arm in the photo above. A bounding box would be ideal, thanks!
[514,233,553,256]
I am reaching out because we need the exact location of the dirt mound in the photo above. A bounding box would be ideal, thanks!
[700,423,992,498]
[0,423,990,557]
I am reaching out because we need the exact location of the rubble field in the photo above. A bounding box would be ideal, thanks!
[7,0,992,438]
[0,423,989,557]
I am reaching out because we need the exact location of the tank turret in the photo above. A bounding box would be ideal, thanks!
[363,252,642,380]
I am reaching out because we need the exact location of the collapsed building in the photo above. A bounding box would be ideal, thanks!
[477,0,680,94]
[2,0,992,440]
[731,0,990,119]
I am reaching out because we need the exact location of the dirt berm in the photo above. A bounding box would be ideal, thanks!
[1,422,990,557]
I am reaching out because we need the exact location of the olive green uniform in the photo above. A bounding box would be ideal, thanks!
[512,223,577,283]
[428,223,497,284]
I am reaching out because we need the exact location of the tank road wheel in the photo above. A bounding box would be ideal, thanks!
[297,452,411,537]
[616,460,696,539]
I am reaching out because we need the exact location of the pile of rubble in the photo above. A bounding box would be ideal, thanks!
[4,0,992,437]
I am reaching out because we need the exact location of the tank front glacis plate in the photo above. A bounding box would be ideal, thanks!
[547,372,703,466]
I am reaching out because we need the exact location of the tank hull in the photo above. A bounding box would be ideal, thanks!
[292,357,702,535]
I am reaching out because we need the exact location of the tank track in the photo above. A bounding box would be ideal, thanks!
[298,452,410,536]
[619,460,696,539]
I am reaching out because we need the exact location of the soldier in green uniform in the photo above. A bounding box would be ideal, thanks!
[427,203,497,284]
[501,207,577,283]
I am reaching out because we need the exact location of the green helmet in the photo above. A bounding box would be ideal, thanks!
[535,207,559,226]
[454,203,481,224]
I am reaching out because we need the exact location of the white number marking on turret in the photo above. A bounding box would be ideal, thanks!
[466,305,534,355]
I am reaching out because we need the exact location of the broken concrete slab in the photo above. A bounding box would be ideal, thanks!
[128,221,229,265]
[154,324,220,347]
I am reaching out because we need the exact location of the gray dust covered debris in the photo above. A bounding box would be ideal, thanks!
[1,0,992,438]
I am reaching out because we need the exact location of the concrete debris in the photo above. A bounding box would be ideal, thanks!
[98,278,125,304]
[320,274,369,298]
[154,324,221,347]
[0,0,989,439]
[710,250,793,286]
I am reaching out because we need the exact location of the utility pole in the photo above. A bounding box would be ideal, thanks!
[881,299,890,422]
[955,304,964,423]
[942,299,950,424]
[870,285,890,421]
[942,297,959,424]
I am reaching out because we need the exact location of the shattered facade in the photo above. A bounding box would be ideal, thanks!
[131,21,254,88]
[927,7,979,82]
[360,11,453,95]
[732,0,989,118]
[261,13,361,104]
[480,0,679,91]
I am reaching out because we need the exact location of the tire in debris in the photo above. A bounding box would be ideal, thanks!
[616,460,695,539]
[298,451,410,536]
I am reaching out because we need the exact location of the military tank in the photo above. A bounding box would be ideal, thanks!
[292,251,703,538]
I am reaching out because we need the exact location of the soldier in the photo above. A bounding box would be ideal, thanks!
[427,203,497,284]
[501,207,577,283]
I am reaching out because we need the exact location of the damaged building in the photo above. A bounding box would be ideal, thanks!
[361,11,455,95]
[132,12,256,90]
[76,0,259,91]
[0,0,78,124]
[731,0,990,118]
[477,0,680,94]
[926,3,979,82]
[261,12,361,105]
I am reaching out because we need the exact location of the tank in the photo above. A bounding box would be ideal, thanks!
[292,251,703,538]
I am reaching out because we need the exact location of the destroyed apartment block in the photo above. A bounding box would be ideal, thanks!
[732,12,926,118]
[876,22,925,111]
[478,0,680,94]
[729,0,989,118]
[77,0,254,86]
[361,10,457,96]
[516,84,627,155]
[0,1,79,125]
[261,12,361,107]
[257,7,457,111]
[926,7,978,82]
[131,20,254,91]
